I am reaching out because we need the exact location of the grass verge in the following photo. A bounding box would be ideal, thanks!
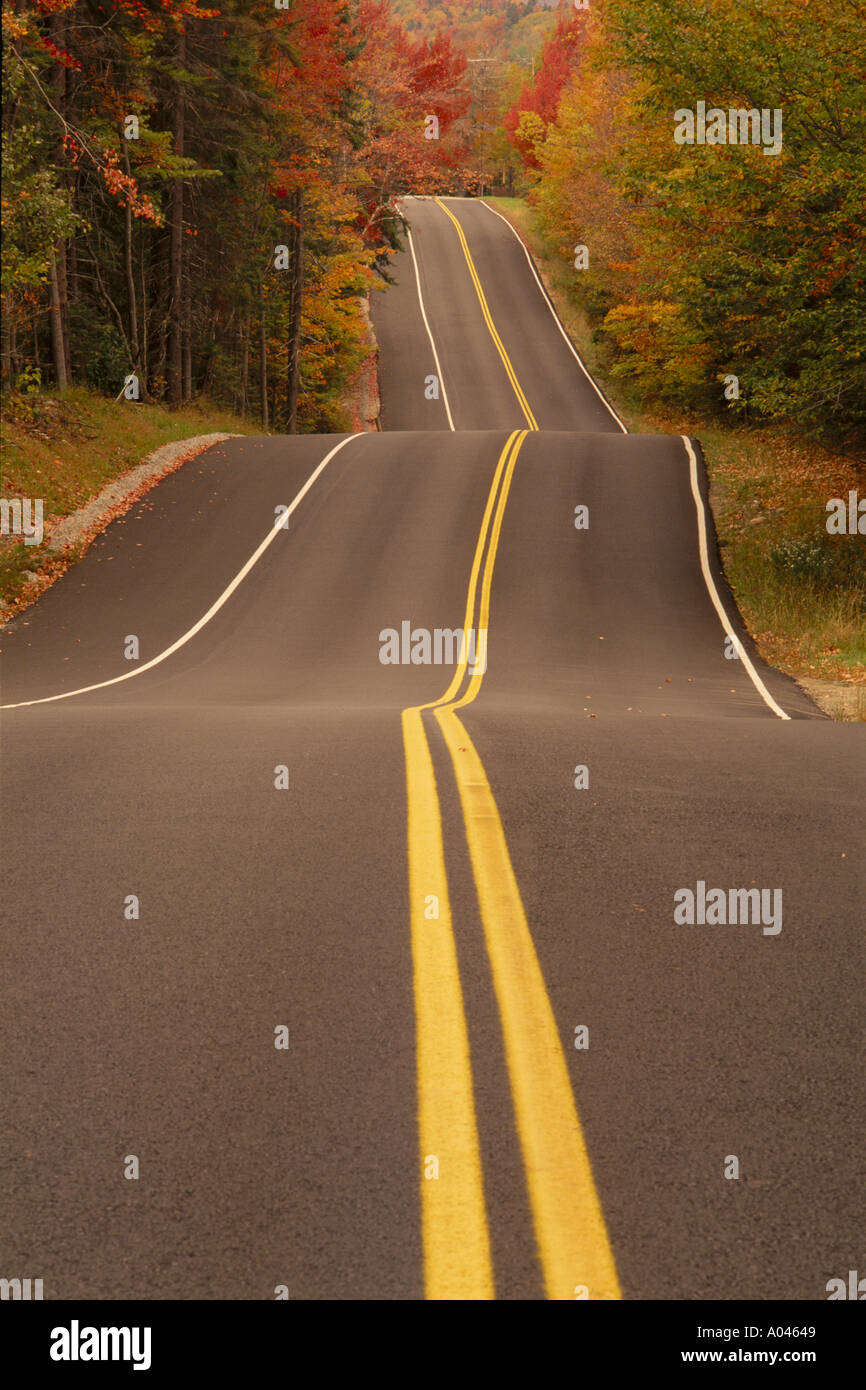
[1,386,258,618]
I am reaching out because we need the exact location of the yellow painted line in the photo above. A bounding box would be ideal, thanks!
[429,430,524,709]
[435,711,622,1300]
[432,436,622,1302]
[404,426,619,1299]
[434,198,539,432]
[402,702,493,1299]
[401,430,522,1299]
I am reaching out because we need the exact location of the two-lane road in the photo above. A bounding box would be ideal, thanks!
[1,196,862,1300]
[374,195,625,433]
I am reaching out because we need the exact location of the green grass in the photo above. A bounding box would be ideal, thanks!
[1,386,258,614]
[487,196,866,686]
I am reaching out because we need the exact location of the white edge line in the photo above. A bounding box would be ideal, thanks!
[1,433,363,710]
[405,219,456,432]
[683,435,790,720]
[479,198,628,434]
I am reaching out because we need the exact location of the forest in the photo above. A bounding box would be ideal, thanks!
[3,0,864,446]
[501,0,866,446]
[391,0,557,64]
[2,0,472,431]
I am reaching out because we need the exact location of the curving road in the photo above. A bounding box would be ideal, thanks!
[1,195,863,1302]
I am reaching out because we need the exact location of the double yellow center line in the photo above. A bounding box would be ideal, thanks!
[402,428,620,1300]
[434,197,540,432]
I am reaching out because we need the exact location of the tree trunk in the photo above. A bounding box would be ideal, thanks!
[286,189,304,434]
[123,147,140,370]
[240,316,249,415]
[167,33,186,407]
[56,240,72,382]
[154,288,168,398]
[259,286,269,430]
[1,294,14,386]
[182,287,192,401]
[140,228,149,390]
[51,13,71,385]
[48,248,68,391]
[68,236,78,305]
[67,233,79,376]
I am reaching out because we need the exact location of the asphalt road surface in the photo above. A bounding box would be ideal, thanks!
[1,195,863,1301]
